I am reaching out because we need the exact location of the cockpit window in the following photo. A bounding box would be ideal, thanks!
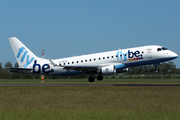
[162,47,168,50]
[157,47,168,52]
[157,48,162,51]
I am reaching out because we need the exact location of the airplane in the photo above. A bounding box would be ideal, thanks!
[7,37,178,82]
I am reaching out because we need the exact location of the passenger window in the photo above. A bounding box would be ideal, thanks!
[112,56,113,58]
[107,56,109,59]
[99,58,101,60]
[103,57,105,59]
[76,61,78,63]
[81,60,83,62]
[68,62,70,64]
[89,59,91,61]
[94,58,96,61]
[72,62,74,64]
[64,63,66,65]
[85,60,87,62]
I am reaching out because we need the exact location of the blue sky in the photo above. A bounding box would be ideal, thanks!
[0,0,180,68]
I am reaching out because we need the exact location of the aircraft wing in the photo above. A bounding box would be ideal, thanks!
[49,59,107,73]
[60,65,106,74]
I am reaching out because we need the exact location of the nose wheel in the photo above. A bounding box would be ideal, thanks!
[155,65,159,74]
[156,70,159,74]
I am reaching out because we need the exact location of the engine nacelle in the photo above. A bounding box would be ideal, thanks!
[97,65,116,75]
[116,68,128,73]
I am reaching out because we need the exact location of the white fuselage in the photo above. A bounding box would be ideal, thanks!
[31,45,178,76]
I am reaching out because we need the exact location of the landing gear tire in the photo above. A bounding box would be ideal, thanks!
[155,65,159,74]
[156,70,159,74]
[88,76,95,82]
[97,75,103,81]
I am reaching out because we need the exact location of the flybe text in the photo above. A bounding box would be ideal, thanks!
[116,50,143,61]
[17,47,34,68]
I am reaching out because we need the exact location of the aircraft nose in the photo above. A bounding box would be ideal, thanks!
[171,51,178,58]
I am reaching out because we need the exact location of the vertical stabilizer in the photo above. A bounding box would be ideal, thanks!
[9,37,38,68]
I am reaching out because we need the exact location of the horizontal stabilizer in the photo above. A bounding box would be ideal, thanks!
[6,67,33,73]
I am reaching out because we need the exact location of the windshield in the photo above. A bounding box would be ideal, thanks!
[162,47,168,50]
[157,47,168,52]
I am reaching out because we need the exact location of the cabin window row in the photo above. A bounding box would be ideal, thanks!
[60,51,145,66]
[60,55,116,66]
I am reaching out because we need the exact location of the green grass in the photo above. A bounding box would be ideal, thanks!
[0,86,180,120]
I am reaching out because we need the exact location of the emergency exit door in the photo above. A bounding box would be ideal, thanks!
[147,49,152,58]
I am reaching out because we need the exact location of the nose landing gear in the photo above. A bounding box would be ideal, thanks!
[154,63,160,74]
[155,69,159,74]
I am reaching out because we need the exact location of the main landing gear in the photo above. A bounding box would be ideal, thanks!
[88,76,95,82]
[88,75,104,82]
[97,75,103,81]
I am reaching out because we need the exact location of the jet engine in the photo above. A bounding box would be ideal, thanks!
[97,65,116,75]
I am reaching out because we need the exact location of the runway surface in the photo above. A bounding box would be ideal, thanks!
[0,84,180,86]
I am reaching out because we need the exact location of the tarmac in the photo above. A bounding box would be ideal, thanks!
[0,84,180,86]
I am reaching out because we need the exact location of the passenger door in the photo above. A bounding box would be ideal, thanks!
[147,49,152,58]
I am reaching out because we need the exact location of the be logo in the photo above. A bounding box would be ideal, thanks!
[116,50,143,61]
[17,47,34,68]
[33,60,54,74]
[128,50,143,61]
